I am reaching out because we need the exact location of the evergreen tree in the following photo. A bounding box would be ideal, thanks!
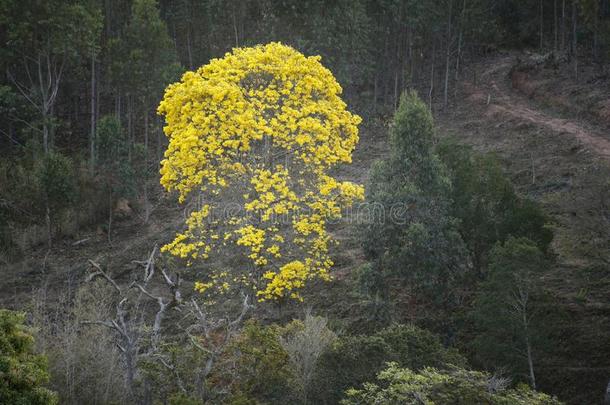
[362,91,467,312]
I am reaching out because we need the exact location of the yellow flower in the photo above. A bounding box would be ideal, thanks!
[158,42,363,301]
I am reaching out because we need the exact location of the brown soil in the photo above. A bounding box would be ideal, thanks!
[465,55,610,159]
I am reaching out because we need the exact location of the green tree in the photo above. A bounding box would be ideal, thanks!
[437,139,553,275]
[341,362,562,405]
[109,0,181,157]
[96,116,134,242]
[36,152,77,247]
[228,321,294,404]
[0,309,57,405]
[107,0,180,223]
[0,0,101,153]
[471,237,551,389]
[309,323,466,404]
[361,91,466,312]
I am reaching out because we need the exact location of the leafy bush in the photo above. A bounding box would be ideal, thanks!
[342,362,562,405]
[0,309,57,405]
[308,323,466,404]
[36,152,77,214]
[228,321,294,404]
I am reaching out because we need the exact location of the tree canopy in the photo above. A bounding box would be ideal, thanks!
[158,42,364,301]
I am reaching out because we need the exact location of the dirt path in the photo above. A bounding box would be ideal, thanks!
[463,55,610,159]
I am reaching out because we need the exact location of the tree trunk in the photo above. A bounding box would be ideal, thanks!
[525,330,536,390]
[45,201,52,248]
[455,0,466,84]
[593,3,599,60]
[519,286,536,390]
[408,26,414,86]
[382,35,389,105]
[444,0,454,109]
[186,26,194,70]
[554,0,558,51]
[42,112,50,155]
[144,102,149,155]
[572,0,578,79]
[116,91,121,120]
[89,49,96,173]
[521,307,537,390]
[108,190,113,244]
[561,0,566,50]
[394,70,399,111]
[127,95,133,161]
[429,42,436,111]
[232,1,239,47]
[373,70,378,108]
[540,0,544,50]
[143,101,151,224]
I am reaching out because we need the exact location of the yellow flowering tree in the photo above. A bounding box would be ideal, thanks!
[158,42,363,302]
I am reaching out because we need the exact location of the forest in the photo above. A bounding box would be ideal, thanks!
[1,0,610,404]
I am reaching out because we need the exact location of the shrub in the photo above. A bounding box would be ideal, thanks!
[308,323,466,404]
[0,309,57,405]
[342,362,563,405]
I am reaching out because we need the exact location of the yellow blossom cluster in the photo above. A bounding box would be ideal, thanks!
[158,42,364,301]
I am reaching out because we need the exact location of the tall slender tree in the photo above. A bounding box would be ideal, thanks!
[0,0,101,153]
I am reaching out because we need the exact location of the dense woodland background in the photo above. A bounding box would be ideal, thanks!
[1,1,610,404]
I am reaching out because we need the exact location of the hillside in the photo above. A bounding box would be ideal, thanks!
[438,51,610,403]
[2,1,610,403]
[1,51,608,404]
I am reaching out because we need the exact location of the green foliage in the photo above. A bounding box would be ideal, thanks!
[0,309,57,405]
[228,321,294,404]
[277,0,372,92]
[168,393,202,405]
[96,116,125,163]
[309,323,466,404]
[0,158,36,256]
[96,116,135,198]
[438,139,553,273]
[387,91,450,196]
[36,152,77,213]
[0,0,102,61]
[361,91,466,309]
[470,237,550,383]
[109,0,181,99]
[341,362,562,405]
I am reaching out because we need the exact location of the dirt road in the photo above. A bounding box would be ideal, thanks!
[463,55,610,159]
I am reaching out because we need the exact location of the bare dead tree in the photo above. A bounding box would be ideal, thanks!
[83,245,182,404]
[83,244,252,403]
[7,52,65,155]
